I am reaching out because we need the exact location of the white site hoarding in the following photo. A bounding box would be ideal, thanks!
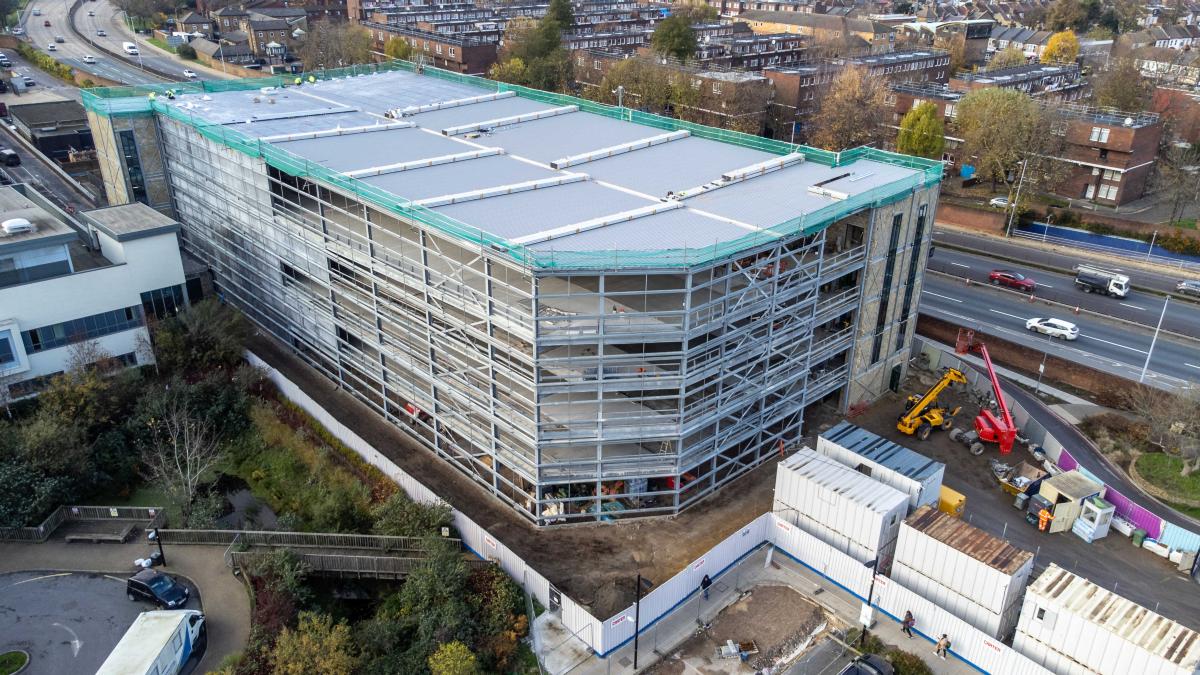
[816,421,944,512]
[1014,564,1200,675]
[774,448,908,565]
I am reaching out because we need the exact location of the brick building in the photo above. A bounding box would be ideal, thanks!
[1056,107,1163,206]
[364,23,499,72]
[738,11,894,52]
[949,62,1087,104]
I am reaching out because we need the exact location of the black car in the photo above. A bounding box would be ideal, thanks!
[127,569,190,609]
[839,654,894,675]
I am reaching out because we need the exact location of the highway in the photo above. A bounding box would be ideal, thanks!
[71,0,198,81]
[927,246,1200,337]
[919,273,1200,390]
[23,0,164,84]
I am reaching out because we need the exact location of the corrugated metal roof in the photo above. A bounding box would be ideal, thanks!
[905,505,1032,575]
[1031,564,1200,668]
[820,420,944,481]
[780,448,909,514]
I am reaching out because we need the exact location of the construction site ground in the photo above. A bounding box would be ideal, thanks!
[249,334,1198,630]
[835,369,1200,631]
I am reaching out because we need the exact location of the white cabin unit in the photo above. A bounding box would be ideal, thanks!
[1014,564,1200,675]
[892,505,1034,639]
[817,420,945,511]
[774,447,908,566]
[96,609,206,675]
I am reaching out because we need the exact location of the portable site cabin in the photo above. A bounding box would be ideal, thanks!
[1014,564,1200,675]
[1038,470,1104,534]
[817,420,945,512]
[892,506,1034,639]
[774,447,909,566]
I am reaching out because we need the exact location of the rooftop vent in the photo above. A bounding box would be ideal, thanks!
[1,218,34,236]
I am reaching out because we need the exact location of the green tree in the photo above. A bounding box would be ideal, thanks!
[385,36,413,60]
[651,15,697,62]
[397,538,476,665]
[988,46,1028,70]
[372,492,453,538]
[488,57,528,84]
[1046,0,1092,30]
[1041,30,1080,63]
[956,88,1066,199]
[272,612,357,675]
[0,459,70,527]
[545,0,573,28]
[523,48,573,91]
[808,65,890,151]
[151,299,248,377]
[1091,58,1152,112]
[428,641,478,675]
[897,102,945,159]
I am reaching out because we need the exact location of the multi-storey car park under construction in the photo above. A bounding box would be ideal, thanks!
[83,62,942,525]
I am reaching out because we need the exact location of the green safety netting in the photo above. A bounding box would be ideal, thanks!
[82,59,942,270]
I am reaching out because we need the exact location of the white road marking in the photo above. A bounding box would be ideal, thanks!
[10,572,71,586]
[989,309,1027,320]
[949,262,970,268]
[1187,363,1200,370]
[1080,334,1147,354]
[921,290,962,303]
[52,622,82,657]
[1119,303,1145,311]
[1038,283,1053,288]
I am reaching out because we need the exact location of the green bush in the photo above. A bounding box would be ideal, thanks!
[371,491,452,538]
[178,43,197,60]
[887,649,934,675]
[16,42,74,82]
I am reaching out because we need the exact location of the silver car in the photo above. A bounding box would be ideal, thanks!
[1177,280,1200,297]
[1026,317,1080,340]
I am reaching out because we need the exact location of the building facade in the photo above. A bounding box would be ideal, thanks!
[84,64,940,525]
[1056,107,1163,206]
[0,184,190,398]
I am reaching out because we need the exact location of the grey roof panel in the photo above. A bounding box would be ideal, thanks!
[407,97,561,131]
[475,112,662,164]
[225,111,380,138]
[526,208,751,252]
[361,154,559,201]
[273,126,469,172]
[433,180,651,240]
[582,136,775,198]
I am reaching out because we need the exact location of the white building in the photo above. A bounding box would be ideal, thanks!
[0,184,190,397]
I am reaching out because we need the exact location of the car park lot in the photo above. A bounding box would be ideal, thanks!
[0,570,200,675]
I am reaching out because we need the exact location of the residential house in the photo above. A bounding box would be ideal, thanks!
[738,11,895,52]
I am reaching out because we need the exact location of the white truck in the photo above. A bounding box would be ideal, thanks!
[96,609,205,675]
[1073,264,1130,297]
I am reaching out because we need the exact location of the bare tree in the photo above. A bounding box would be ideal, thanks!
[297,21,374,70]
[140,387,225,526]
[1122,385,1200,475]
[808,65,890,151]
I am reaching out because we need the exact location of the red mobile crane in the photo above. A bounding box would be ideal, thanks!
[954,329,1019,455]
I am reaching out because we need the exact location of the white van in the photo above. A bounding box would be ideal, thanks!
[123,41,139,55]
[96,610,205,675]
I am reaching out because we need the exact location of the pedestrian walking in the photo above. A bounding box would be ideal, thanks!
[901,611,915,639]
[934,634,951,660]
[700,574,712,601]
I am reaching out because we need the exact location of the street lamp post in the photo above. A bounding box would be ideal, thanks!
[1140,296,1169,384]
[858,558,879,648]
[1035,332,1051,395]
[116,10,145,71]
[1005,160,1028,238]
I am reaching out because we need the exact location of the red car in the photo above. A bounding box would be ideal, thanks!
[988,269,1036,291]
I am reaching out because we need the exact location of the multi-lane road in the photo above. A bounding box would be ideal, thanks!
[919,272,1200,389]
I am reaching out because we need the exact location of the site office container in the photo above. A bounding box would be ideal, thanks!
[1014,564,1200,675]
[1038,470,1103,534]
[774,448,909,567]
[816,420,945,512]
[892,506,1034,639]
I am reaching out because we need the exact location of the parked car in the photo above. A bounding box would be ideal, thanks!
[182,68,197,79]
[988,196,1010,209]
[1176,280,1200,297]
[1026,317,1079,340]
[96,29,107,36]
[127,569,190,609]
[0,149,20,167]
[87,9,95,15]
[46,43,56,51]
[22,75,35,86]
[54,35,64,43]
[42,19,50,27]
[988,269,1036,292]
[31,8,40,15]
[11,27,23,35]
[82,54,96,64]
[839,654,894,675]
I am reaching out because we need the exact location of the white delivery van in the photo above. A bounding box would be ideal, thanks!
[96,609,205,675]
[123,41,140,55]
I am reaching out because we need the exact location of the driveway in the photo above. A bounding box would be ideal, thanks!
[0,539,250,673]
[0,570,200,674]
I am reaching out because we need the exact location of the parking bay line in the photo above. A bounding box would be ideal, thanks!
[9,572,72,586]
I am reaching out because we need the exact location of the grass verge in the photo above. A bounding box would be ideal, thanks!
[0,650,28,675]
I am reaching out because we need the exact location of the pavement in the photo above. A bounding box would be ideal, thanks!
[537,546,977,675]
[0,538,251,673]
[918,272,1200,390]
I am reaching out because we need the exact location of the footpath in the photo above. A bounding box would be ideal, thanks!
[537,546,977,675]
[0,538,251,672]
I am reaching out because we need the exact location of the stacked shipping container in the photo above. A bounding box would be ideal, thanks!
[817,420,945,511]
[892,506,1034,639]
[774,447,909,565]
[1014,564,1200,675]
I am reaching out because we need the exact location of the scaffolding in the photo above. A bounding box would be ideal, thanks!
[86,61,942,524]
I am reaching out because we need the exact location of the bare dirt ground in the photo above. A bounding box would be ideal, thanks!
[649,585,827,674]
[250,334,812,618]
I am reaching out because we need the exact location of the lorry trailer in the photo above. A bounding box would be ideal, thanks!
[1073,264,1129,297]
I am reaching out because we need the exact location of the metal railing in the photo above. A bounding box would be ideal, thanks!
[1013,229,1200,272]
[157,528,450,553]
[0,505,166,543]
